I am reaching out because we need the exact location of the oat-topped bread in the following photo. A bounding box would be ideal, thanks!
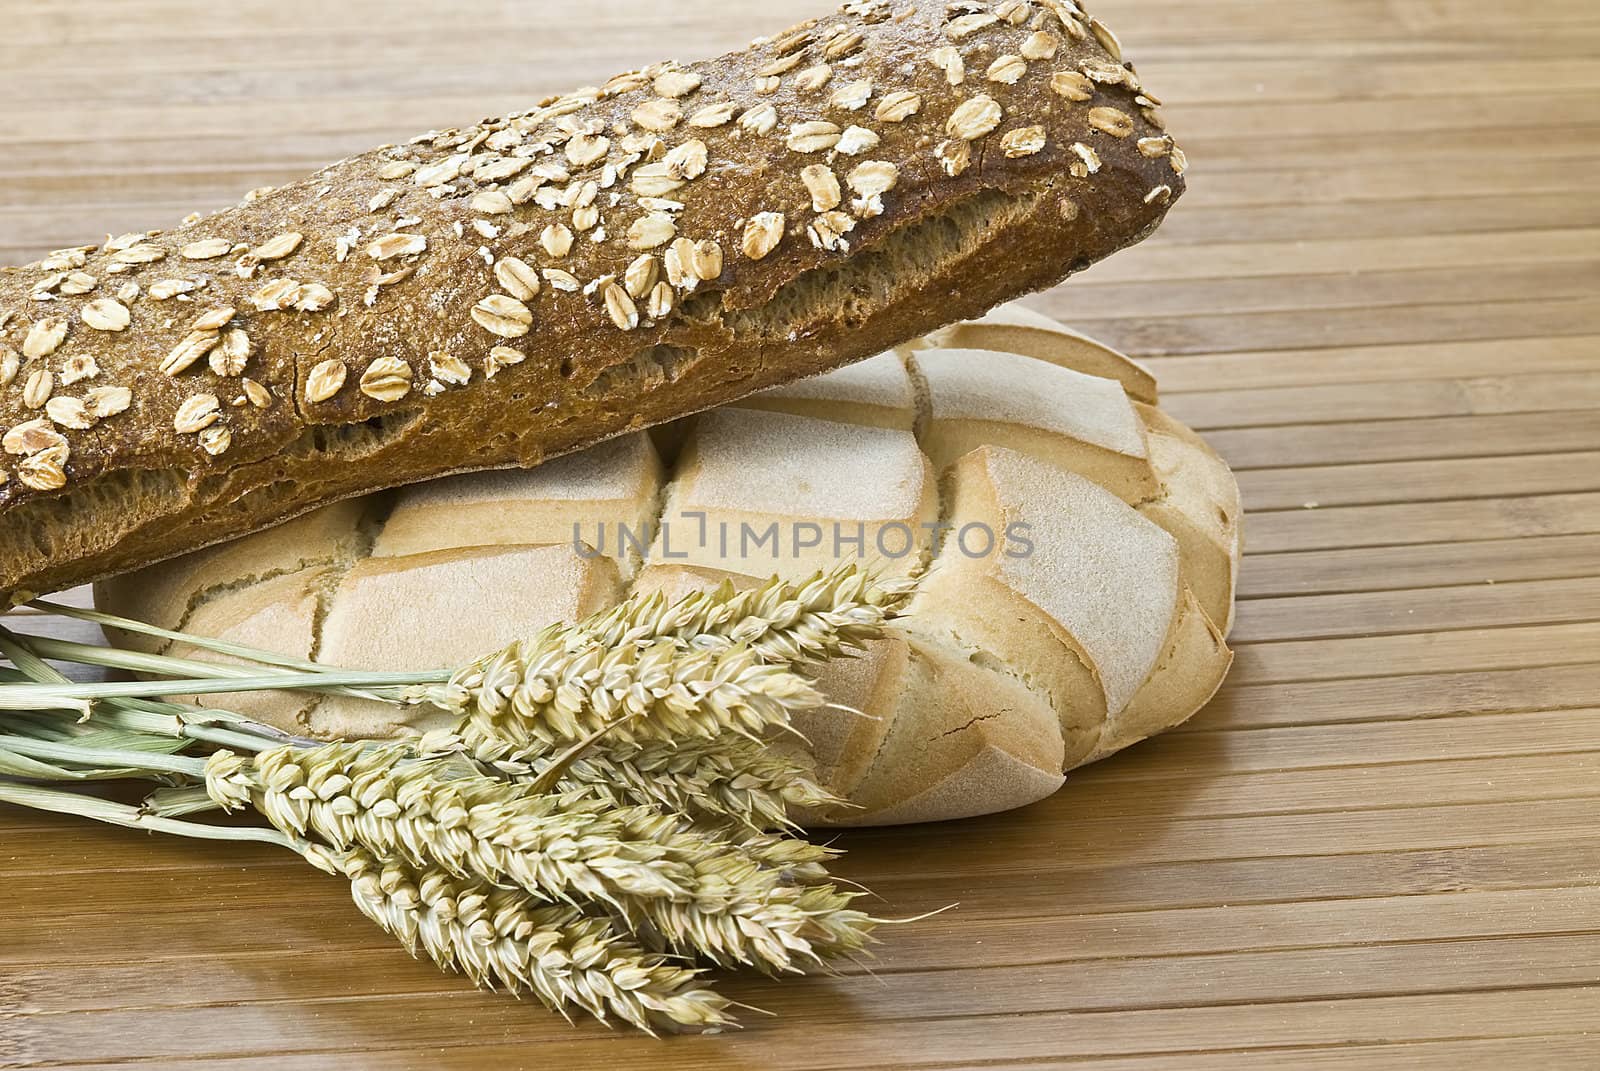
[99,307,1239,825]
[0,0,1183,600]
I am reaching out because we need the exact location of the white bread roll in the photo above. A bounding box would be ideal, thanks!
[97,305,1241,825]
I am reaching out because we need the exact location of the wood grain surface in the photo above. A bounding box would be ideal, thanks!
[3,0,1598,1067]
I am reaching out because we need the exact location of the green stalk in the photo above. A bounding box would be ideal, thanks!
[0,733,207,777]
[0,780,296,848]
[0,669,446,710]
[31,598,337,674]
[18,633,413,705]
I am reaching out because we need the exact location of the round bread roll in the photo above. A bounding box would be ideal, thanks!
[97,304,1241,825]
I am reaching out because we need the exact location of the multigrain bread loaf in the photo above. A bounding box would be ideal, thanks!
[0,0,1185,601]
[99,307,1240,825]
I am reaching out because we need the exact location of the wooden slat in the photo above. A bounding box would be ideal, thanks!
[3,0,1599,1066]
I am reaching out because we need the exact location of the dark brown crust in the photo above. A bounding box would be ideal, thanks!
[0,0,1183,598]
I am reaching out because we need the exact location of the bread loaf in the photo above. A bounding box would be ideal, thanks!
[0,0,1185,601]
[99,306,1240,825]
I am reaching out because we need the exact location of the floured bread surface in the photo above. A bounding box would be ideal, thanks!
[98,305,1240,826]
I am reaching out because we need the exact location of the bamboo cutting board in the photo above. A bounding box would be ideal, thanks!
[3,0,1600,1066]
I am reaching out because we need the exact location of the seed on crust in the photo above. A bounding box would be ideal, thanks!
[23,317,67,359]
[1170,145,1189,174]
[540,224,575,258]
[824,29,865,59]
[794,63,833,93]
[631,162,686,198]
[305,358,348,403]
[876,90,922,123]
[739,103,779,136]
[471,294,534,339]
[627,212,677,250]
[81,298,130,332]
[801,165,843,212]
[471,190,514,215]
[947,12,999,39]
[987,55,1027,85]
[369,188,402,212]
[848,160,899,197]
[1089,106,1134,138]
[359,355,414,402]
[494,257,541,301]
[692,239,723,281]
[241,378,273,408]
[831,79,873,111]
[1050,70,1093,101]
[807,209,856,252]
[161,331,220,376]
[210,328,251,376]
[85,385,132,418]
[191,305,236,332]
[624,254,659,299]
[253,232,303,261]
[484,346,525,378]
[647,280,674,320]
[1138,135,1174,158]
[542,268,581,292]
[742,212,786,261]
[149,278,200,300]
[111,243,165,267]
[756,52,806,78]
[936,138,972,177]
[45,396,93,430]
[1089,17,1123,62]
[1144,184,1173,204]
[565,132,610,167]
[632,98,683,132]
[787,121,842,154]
[413,155,465,187]
[1000,125,1048,157]
[946,95,1003,140]
[835,125,880,155]
[181,238,234,260]
[378,160,417,180]
[198,425,232,456]
[250,278,302,311]
[603,282,640,331]
[294,282,336,313]
[992,0,1030,24]
[3,419,64,455]
[0,347,18,388]
[653,69,702,98]
[174,393,222,434]
[1021,31,1060,60]
[59,350,101,384]
[22,368,54,409]
[927,46,965,85]
[664,239,697,291]
[430,351,472,386]
[688,100,737,128]
[59,272,97,296]
[664,139,708,180]
[17,445,67,491]
[1069,141,1103,175]
[366,233,427,260]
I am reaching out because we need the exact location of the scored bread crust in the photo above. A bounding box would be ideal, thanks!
[0,0,1184,601]
[98,307,1240,826]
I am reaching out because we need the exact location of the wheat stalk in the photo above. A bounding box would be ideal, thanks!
[300,843,733,1035]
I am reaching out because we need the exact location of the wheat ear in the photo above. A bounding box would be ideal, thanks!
[301,843,732,1035]
[210,743,878,972]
